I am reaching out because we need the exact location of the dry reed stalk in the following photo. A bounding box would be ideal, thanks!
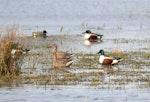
[0,25,28,76]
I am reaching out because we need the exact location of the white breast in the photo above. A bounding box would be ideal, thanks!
[84,33,91,40]
[99,55,104,64]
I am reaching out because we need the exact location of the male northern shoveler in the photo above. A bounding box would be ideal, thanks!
[98,49,122,65]
[32,30,47,38]
[48,44,73,59]
[82,30,103,40]
[10,44,30,70]
[11,44,30,59]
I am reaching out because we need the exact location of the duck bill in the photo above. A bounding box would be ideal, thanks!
[82,32,86,34]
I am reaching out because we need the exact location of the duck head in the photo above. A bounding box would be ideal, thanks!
[98,49,105,55]
[82,30,92,34]
[47,44,57,52]
[49,44,57,48]
[43,30,47,34]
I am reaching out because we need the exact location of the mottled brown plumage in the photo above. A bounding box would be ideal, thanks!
[51,52,73,68]
[48,44,73,59]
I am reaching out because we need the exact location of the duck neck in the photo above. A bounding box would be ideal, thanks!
[52,46,57,53]
[101,50,105,55]
[52,52,57,60]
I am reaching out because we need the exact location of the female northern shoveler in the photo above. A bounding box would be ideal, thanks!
[48,44,73,59]
[82,30,103,40]
[98,49,122,65]
[32,30,47,38]
[51,52,73,68]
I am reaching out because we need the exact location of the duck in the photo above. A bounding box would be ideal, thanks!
[82,30,103,40]
[51,52,73,68]
[11,44,30,59]
[48,44,73,59]
[51,52,72,62]
[11,49,30,58]
[98,49,122,65]
[32,30,47,38]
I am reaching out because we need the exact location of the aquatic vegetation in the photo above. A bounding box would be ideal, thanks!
[81,21,88,28]
[0,26,28,76]
[117,26,122,30]
[0,34,149,90]
[143,52,150,60]
[96,26,104,30]
[59,26,64,33]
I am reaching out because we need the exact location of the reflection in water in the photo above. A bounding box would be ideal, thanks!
[102,65,119,73]
[84,39,102,46]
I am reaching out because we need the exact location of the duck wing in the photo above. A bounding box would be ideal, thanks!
[56,52,73,59]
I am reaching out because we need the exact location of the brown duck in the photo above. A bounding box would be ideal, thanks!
[48,44,73,59]
[51,52,73,68]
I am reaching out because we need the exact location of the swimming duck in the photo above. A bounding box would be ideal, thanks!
[82,30,103,40]
[98,49,122,65]
[51,52,73,68]
[32,30,47,38]
[48,44,73,59]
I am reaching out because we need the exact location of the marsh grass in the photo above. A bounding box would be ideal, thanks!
[73,53,99,68]
[0,50,149,89]
[0,26,28,76]
[143,52,150,60]
[0,33,150,90]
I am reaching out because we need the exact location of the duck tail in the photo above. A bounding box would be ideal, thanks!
[112,58,122,64]
[117,58,122,62]
[118,58,122,62]
[66,53,73,56]
[70,53,74,56]
[97,35,103,39]
[66,61,73,66]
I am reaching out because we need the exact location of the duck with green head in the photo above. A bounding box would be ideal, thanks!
[11,44,30,59]
[82,30,103,40]
[98,49,122,65]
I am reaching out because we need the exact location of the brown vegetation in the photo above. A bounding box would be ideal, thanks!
[0,25,28,76]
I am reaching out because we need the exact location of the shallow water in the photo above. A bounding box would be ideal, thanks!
[0,0,150,102]
[0,85,150,102]
[0,0,150,35]
[2,34,147,102]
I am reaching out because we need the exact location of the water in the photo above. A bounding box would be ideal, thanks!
[0,0,150,102]
[0,85,150,102]
[0,0,150,35]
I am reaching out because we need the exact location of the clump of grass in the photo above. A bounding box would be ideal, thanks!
[143,52,150,60]
[117,26,122,30]
[106,49,127,60]
[96,26,104,30]
[81,21,88,28]
[59,26,63,33]
[0,25,27,76]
